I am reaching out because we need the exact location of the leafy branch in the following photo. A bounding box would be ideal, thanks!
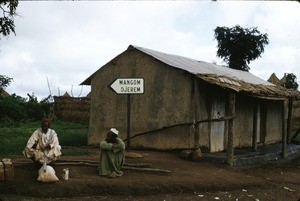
[0,0,18,39]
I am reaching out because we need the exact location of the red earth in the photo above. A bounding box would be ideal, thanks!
[0,147,299,201]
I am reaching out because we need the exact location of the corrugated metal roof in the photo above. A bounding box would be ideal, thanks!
[81,45,300,99]
[130,45,273,86]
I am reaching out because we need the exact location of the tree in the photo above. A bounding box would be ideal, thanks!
[0,74,13,91]
[284,73,298,90]
[0,0,18,40]
[214,25,269,71]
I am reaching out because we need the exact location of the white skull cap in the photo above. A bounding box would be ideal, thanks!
[110,128,119,135]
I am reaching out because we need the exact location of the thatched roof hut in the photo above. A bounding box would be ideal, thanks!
[62,92,71,97]
[267,73,281,86]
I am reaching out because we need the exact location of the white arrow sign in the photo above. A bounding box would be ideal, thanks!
[109,78,144,94]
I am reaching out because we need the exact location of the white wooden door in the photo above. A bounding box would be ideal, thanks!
[210,97,225,152]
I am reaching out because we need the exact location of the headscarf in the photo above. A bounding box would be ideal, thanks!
[41,118,51,127]
[110,128,119,135]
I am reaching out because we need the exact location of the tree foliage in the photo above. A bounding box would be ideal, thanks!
[0,93,54,126]
[0,0,18,39]
[0,74,13,91]
[214,25,269,71]
[284,73,298,90]
[0,74,54,125]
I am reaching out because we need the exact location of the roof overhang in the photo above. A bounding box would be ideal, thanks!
[196,74,300,100]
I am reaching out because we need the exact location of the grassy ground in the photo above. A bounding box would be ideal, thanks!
[0,121,89,158]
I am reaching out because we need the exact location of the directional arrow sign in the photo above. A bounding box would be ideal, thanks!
[109,78,144,94]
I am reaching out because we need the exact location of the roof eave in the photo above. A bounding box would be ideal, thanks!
[196,74,300,100]
[80,77,92,85]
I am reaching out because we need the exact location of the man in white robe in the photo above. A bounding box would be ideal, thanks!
[23,118,62,166]
[99,128,125,178]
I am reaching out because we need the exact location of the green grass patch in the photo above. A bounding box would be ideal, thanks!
[0,120,89,158]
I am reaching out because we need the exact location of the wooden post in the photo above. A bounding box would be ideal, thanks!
[287,99,293,143]
[127,94,131,150]
[252,101,258,151]
[226,93,235,167]
[282,99,287,159]
[192,78,199,149]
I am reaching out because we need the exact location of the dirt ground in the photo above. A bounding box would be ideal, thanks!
[0,147,299,201]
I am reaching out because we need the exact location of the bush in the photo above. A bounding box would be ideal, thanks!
[0,93,54,126]
[0,94,27,123]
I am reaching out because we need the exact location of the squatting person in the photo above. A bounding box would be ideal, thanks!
[99,128,125,178]
[23,118,62,168]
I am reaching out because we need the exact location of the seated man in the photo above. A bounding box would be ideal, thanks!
[99,128,125,178]
[23,118,62,169]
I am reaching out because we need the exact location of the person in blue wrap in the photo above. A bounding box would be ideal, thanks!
[99,128,125,178]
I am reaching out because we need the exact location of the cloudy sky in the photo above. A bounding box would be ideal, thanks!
[1,1,299,100]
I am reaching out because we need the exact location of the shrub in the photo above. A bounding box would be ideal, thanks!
[0,94,27,123]
[0,93,54,126]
